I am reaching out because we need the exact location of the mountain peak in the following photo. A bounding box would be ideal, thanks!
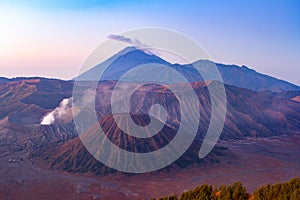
[75,47,300,92]
[117,46,139,55]
[115,46,168,64]
[106,46,164,63]
[76,46,169,81]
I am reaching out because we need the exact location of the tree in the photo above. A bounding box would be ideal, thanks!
[154,177,300,200]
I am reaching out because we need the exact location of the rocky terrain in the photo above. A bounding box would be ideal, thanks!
[0,48,300,199]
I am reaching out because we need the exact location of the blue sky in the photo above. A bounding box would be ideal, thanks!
[0,0,299,85]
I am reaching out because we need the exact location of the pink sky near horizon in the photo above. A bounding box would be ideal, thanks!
[0,1,299,85]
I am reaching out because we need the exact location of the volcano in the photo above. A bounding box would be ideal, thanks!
[1,47,300,199]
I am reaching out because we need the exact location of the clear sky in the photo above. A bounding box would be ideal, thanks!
[0,0,299,85]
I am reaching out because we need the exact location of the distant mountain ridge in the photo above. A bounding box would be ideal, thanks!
[213,63,300,92]
[76,46,300,92]
[1,47,299,93]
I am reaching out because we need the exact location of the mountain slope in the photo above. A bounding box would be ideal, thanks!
[76,46,169,82]
[214,62,300,92]
[31,81,300,175]
[31,113,233,174]
[75,47,300,92]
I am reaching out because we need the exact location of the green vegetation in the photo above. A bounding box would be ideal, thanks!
[153,177,300,200]
[253,178,300,200]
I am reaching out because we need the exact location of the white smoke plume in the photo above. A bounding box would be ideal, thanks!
[40,89,96,125]
[107,34,155,55]
[107,34,136,44]
[107,34,143,46]
[40,110,55,125]
[41,98,73,125]
[108,34,190,64]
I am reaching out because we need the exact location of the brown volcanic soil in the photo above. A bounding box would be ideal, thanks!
[26,81,300,177]
[93,81,300,139]
[1,135,300,200]
[31,114,234,175]
[1,79,300,199]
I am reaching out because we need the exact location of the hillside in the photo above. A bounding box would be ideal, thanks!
[29,81,300,174]
[76,47,300,92]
